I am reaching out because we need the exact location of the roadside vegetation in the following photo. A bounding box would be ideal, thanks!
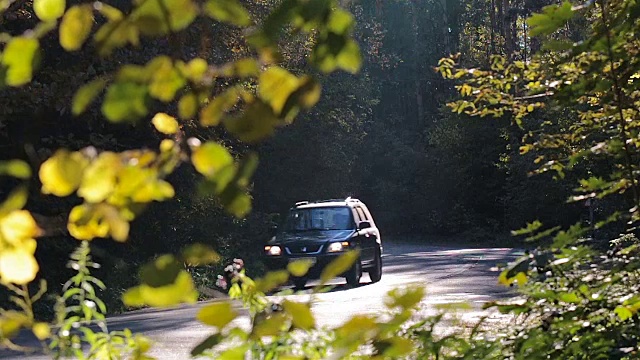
[0,0,639,358]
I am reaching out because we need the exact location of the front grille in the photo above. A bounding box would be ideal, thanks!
[286,244,322,255]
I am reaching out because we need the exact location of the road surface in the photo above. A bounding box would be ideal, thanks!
[1,240,523,359]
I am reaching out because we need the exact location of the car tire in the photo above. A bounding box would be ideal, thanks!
[368,249,382,283]
[292,277,307,290]
[346,258,361,287]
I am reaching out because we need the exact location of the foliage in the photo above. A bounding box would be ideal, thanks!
[437,0,640,357]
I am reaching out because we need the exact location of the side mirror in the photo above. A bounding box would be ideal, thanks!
[358,221,371,230]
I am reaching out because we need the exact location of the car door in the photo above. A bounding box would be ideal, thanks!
[354,206,375,263]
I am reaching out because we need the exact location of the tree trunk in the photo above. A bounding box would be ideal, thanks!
[490,0,496,54]
[409,0,424,129]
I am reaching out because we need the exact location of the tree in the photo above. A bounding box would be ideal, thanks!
[0,0,364,355]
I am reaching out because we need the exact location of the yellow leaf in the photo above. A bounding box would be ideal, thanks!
[78,152,119,203]
[181,243,221,266]
[183,58,208,81]
[0,311,31,339]
[223,100,281,143]
[0,160,32,179]
[252,313,288,338]
[196,302,237,329]
[151,113,180,135]
[178,93,198,119]
[39,150,88,197]
[320,250,358,283]
[0,248,39,284]
[191,142,234,177]
[515,272,528,285]
[204,0,251,27]
[33,0,65,21]
[102,82,149,122]
[282,300,315,330]
[287,258,314,277]
[258,67,300,115]
[59,5,94,51]
[67,204,109,241]
[72,78,107,115]
[0,210,40,244]
[200,88,240,127]
[32,322,50,340]
[147,57,185,102]
[2,37,40,87]
[123,270,198,307]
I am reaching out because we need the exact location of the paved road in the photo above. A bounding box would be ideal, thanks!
[2,241,523,359]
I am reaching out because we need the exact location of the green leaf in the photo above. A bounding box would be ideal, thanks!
[256,270,289,293]
[258,67,301,115]
[311,35,361,74]
[385,287,425,310]
[326,8,354,35]
[528,1,574,37]
[72,78,107,115]
[204,0,251,27]
[147,56,186,102]
[280,76,321,122]
[123,262,198,308]
[320,250,358,283]
[217,345,250,359]
[558,292,581,304]
[287,259,314,277]
[33,0,65,21]
[190,334,223,357]
[334,315,378,346]
[223,192,251,218]
[377,337,414,357]
[0,160,31,179]
[191,142,234,178]
[223,101,282,143]
[196,302,237,328]
[615,306,633,321]
[252,313,288,337]
[0,311,31,339]
[0,186,29,215]
[131,0,197,35]
[282,300,315,330]
[178,92,198,119]
[200,88,240,126]
[336,39,361,74]
[59,5,94,51]
[140,254,182,287]
[181,243,221,266]
[102,82,149,122]
[2,37,40,87]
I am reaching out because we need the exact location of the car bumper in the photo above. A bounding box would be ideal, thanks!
[263,253,346,278]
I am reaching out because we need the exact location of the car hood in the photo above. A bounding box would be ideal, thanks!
[273,229,355,244]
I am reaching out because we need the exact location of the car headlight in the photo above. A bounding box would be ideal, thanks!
[265,245,282,256]
[327,241,350,253]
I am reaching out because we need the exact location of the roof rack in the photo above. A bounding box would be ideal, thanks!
[295,201,309,206]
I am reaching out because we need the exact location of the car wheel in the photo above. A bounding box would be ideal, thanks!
[292,277,307,290]
[346,258,361,287]
[368,249,382,283]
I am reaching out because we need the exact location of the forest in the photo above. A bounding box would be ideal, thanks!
[1,0,640,358]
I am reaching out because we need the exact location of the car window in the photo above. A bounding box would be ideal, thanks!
[284,207,354,231]
[355,207,367,221]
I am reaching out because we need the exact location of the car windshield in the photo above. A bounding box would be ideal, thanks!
[284,206,354,231]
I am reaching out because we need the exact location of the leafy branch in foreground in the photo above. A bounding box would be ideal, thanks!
[438,0,640,358]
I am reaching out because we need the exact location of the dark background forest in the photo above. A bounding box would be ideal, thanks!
[0,0,591,313]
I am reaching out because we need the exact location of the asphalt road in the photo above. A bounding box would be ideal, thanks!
[1,240,523,359]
